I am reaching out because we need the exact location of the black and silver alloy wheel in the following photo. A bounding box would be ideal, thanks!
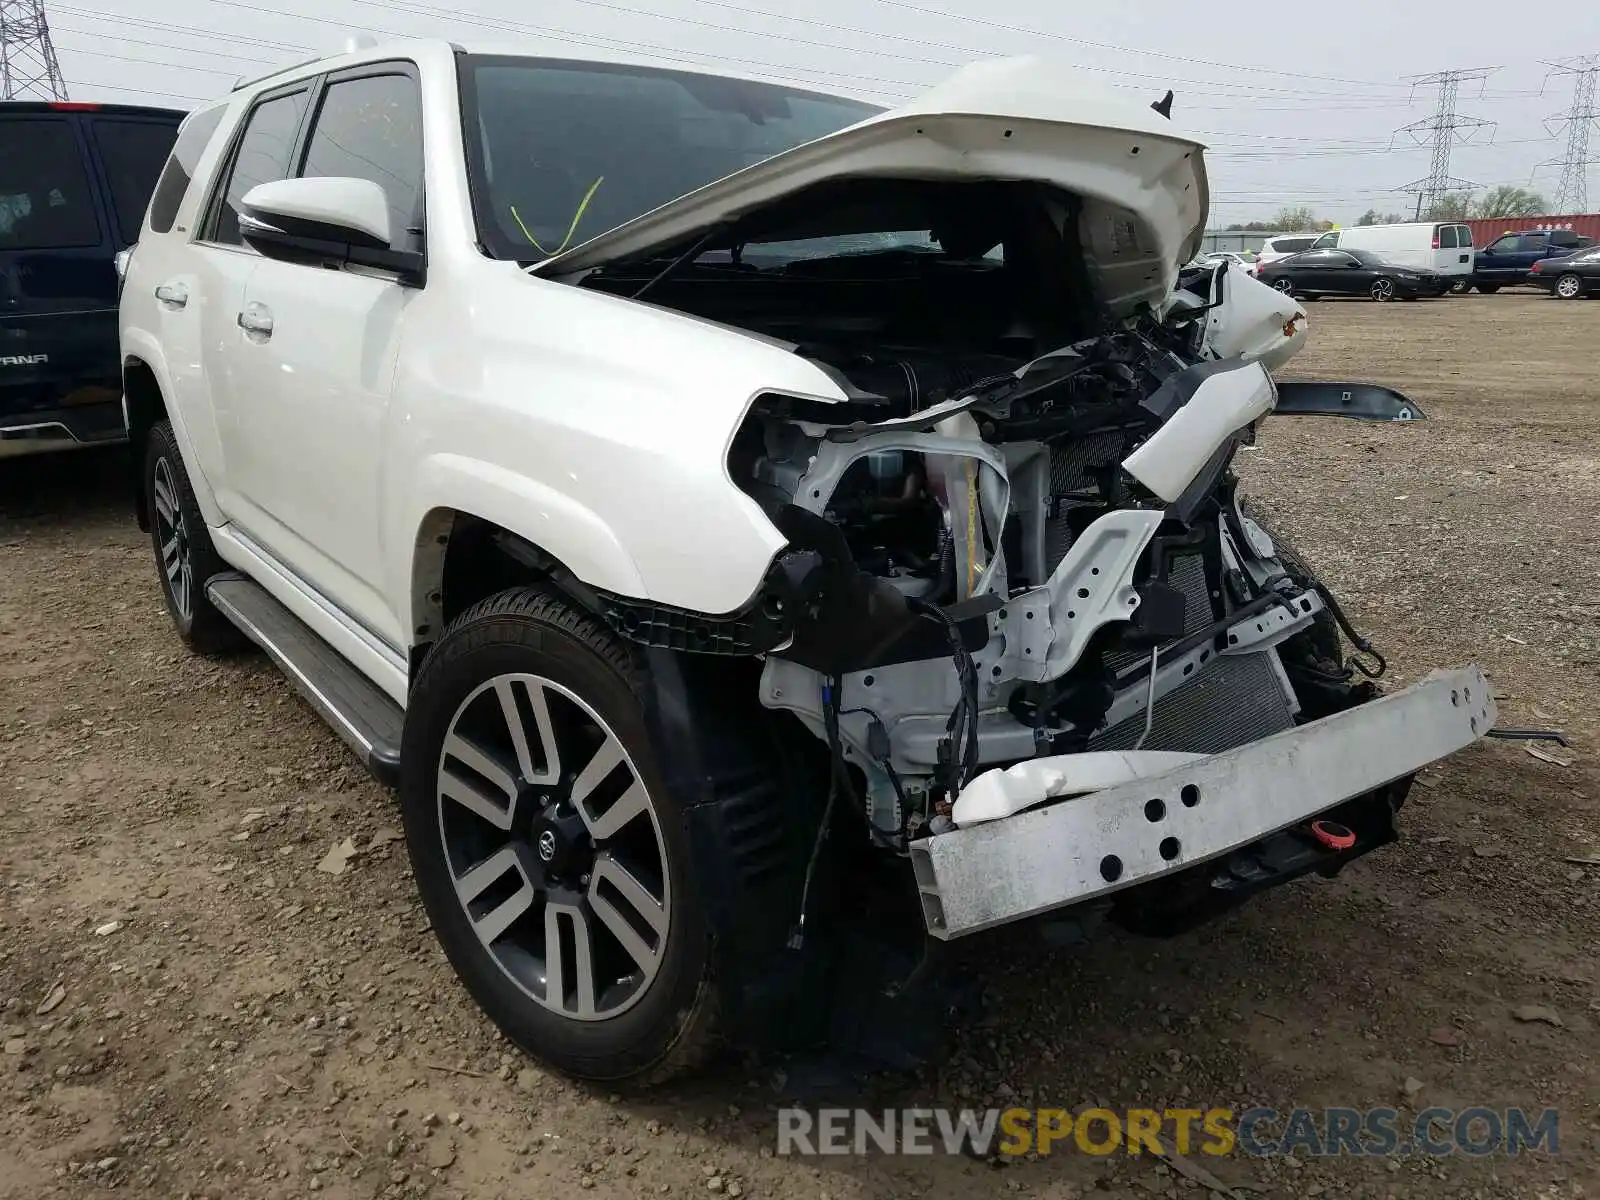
[144,419,245,654]
[1272,277,1295,295]
[436,673,670,1021]
[152,455,194,621]
[1370,277,1396,302]
[401,588,718,1085]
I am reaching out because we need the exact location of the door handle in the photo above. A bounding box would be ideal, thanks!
[237,303,273,338]
[154,282,188,309]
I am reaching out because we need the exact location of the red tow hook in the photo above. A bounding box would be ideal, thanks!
[1310,819,1357,851]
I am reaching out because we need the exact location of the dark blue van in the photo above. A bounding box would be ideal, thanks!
[1,101,183,459]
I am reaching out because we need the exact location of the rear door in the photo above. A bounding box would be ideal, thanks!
[0,110,117,426]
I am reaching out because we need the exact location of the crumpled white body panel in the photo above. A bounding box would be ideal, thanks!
[951,751,1206,827]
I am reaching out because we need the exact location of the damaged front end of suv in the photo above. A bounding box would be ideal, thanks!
[525,59,1492,1066]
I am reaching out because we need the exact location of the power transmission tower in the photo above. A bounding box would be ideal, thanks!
[0,0,68,101]
[1393,68,1498,220]
[1538,54,1600,213]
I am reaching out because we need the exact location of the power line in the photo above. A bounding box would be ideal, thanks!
[1393,68,1499,218]
[1,0,68,99]
[1538,54,1600,212]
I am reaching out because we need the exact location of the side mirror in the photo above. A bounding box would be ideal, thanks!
[238,177,424,286]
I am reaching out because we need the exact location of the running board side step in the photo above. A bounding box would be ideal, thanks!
[206,573,403,787]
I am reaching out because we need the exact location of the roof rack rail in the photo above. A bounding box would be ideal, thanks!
[229,36,377,91]
[232,54,325,92]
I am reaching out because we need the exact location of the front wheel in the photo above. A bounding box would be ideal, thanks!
[144,420,246,654]
[1271,277,1296,298]
[400,587,717,1086]
[1370,277,1396,302]
[1555,273,1583,300]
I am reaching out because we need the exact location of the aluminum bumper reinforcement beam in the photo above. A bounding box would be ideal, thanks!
[909,665,1495,939]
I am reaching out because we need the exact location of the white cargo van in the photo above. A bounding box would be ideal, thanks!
[1310,222,1475,281]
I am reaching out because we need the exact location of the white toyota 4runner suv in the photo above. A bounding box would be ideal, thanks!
[120,39,1494,1084]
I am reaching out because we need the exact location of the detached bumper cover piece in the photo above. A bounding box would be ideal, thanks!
[910,665,1494,939]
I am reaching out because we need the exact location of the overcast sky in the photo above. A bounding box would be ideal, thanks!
[51,0,1600,225]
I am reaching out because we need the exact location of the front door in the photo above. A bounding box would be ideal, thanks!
[216,65,425,649]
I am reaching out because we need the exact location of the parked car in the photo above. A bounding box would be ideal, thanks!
[1455,228,1595,293]
[1,100,183,459]
[1257,248,1446,300]
[120,41,1493,1085]
[1310,221,1474,287]
[1527,245,1600,299]
[1252,233,1321,269]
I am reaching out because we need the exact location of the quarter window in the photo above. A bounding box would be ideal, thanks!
[210,89,311,246]
[147,106,225,235]
[299,72,424,251]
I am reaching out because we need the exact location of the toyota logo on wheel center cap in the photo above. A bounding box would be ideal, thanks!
[537,829,558,862]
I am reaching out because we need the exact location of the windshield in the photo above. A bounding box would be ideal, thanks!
[459,55,882,261]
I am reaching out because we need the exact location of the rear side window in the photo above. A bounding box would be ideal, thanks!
[209,89,311,246]
[148,107,226,235]
[299,72,425,251]
[1437,225,1458,248]
[1276,236,1315,253]
[0,116,100,251]
[91,119,181,244]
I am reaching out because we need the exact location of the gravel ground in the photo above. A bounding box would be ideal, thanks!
[2,293,1597,1200]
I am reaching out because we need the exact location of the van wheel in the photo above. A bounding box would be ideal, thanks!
[144,421,247,655]
[400,587,717,1086]
[1554,273,1583,300]
[1448,280,1469,294]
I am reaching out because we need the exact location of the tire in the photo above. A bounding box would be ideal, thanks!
[400,587,717,1086]
[144,420,247,654]
[1448,279,1469,295]
[1554,273,1583,300]
[1369,277,1396,302]
[1476,284,1500,295]
[1271,277,1295,297]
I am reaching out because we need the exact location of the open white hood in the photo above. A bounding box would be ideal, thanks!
[532,56,1210,315]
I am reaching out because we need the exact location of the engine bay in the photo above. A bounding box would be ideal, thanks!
[577,175,1347,847]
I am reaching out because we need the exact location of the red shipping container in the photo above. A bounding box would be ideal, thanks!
[1464,213,1600,249]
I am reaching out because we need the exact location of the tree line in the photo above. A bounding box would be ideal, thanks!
[1224,187,1550,232]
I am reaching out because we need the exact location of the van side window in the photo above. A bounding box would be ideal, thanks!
[1457,225,1474,249]
[208,90,311,246]
[91,119,181,245]
[0,116,99,251]
[148,107,226,235]
[1437,225,1457,249]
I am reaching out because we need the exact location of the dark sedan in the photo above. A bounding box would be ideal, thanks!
[1527,247,1600,299]
[1256,248,1447,302]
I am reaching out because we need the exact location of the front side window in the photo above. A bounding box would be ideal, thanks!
[209,89,310,246]
[1489,234,1519,252]
[147,106,226,235]
[300,72,424,251]
[1456,225,1474,248]
[1437,225,1458,248]
[0,117,99,250]
[91,118,181,244]
[460,56,881,260]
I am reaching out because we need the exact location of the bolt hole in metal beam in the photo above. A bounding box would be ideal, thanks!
[1144,798,1166,822]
